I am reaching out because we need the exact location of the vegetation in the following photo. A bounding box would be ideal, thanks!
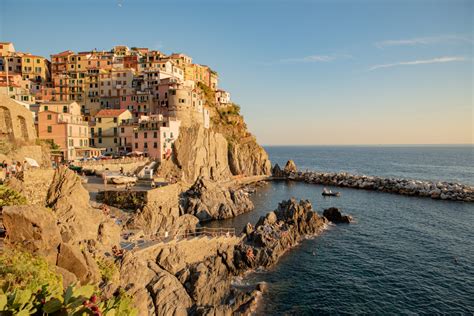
[197,82,216,107]
[38,139,61,151]
[0,185,27,207]
[0,249,137,315]
[96,257,118,283]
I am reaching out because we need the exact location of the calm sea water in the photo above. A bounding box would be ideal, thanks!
[208,146,474,314]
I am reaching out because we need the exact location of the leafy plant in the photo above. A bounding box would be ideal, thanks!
[96,257,118,283]
[0,249,138,315]
[0,185,28,207]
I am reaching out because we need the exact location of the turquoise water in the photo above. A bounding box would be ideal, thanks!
[209,146,474,314]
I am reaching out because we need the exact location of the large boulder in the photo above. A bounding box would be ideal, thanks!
[323,207,352,224]
[46,167,107,244]
[56,242,101,284]
[283,160,297,174]
[272,163,284,177]
[183,177,254,222]
[2,205,61,264]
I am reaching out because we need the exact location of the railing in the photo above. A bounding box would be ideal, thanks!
[74,156,147,166]
[122,227,236,251]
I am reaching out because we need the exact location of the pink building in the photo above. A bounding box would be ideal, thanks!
[37,101,94,161]
[119,115,180,161]
[119,92,154,119]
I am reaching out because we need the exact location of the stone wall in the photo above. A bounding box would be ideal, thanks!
[77,158,149,175]
[0,94,37,142]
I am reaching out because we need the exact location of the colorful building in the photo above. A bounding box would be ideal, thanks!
[119,115,180,160]
[90,109,132,152]
[37,101,92,160]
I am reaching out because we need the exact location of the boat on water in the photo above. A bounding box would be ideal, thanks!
[322,191,341,197]
[322,188,341,197]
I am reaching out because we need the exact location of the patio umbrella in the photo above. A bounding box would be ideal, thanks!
[24,157,40,167]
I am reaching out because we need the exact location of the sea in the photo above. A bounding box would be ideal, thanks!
[208,145,474,315]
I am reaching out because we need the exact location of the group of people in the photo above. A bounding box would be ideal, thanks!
[0,160,28,181]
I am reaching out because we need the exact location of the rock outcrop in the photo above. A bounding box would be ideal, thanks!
[283,160,297,174]
[2,205,61,264]
[45,166,122,247]
[182,177,254,222]
[227,136,272,177]
[323,207,352,224]
[56,242,101,284]
[126,183,200,237]
[234,198,327,270]
[162,124,232,183]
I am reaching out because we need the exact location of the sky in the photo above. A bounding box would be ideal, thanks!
[0,0,472,145]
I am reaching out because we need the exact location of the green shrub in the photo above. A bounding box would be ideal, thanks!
[0,249,62,295]
[96,257,118,283]
[0,185,27,207]
[0,250,138,315]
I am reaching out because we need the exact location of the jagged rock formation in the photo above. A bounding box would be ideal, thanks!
[46,166,120,245]
[126,183,200,237]
[182,177,254,222]
[158,86,271,184]
[323,207,352,223]
[2,166,122,287]
[165,124,232,183]
[234,198,328,270]
[284,160,297,174]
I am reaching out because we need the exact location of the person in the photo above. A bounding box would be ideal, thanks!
[323,187,329,194]
[151,180,156,188]
[120,166,124,175]
[102,172,107,188]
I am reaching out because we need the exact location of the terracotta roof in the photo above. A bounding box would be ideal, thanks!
[95,109,128,117]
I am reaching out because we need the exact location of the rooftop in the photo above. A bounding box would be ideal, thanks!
[96,109,129,117]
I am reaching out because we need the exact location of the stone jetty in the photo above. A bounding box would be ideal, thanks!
[273,161,474,202]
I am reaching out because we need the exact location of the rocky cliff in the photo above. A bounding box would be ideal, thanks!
[158,84,271,184]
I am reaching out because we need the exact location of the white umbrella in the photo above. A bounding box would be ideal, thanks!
[24,157,40,167]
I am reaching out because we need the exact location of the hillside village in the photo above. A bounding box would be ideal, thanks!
[0,42,233,162]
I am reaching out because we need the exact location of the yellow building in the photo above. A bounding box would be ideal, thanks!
[21,54,51,83]
[90,109,132,153]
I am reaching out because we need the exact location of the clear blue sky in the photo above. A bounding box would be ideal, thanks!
[1,0,472,145]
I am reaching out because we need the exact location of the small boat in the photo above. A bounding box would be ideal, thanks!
[322,191,341,197]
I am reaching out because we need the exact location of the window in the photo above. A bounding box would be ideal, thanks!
[121,127,124,133]
[47,114,52,120]
[163,132,166,138]
[170,132,174,138]
[114,138,117,144]
[98,118,102,123]
[144,142,148,149]
[144,132,147,139]
[44,105,49,111]
[134,143,138,149]
[98,138,102,144]
[153,131,157,138]
[134,132,138,139]
[63,106,68,113]
[113,117,117,123]
[153,142,158,148]
[114,127,117,136]
[47,126,52,133]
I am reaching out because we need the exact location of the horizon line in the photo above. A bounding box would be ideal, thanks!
[262,143,474,147]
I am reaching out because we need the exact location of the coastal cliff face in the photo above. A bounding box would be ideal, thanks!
[158,85,271,184]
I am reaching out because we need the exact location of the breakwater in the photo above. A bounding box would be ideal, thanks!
[273,161,474,202]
